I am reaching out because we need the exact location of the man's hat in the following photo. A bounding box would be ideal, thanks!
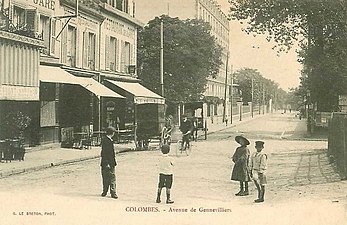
[255,141,265,147]
[235,135,250,145]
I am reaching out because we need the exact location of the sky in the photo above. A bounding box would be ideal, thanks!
[217,0,302,91]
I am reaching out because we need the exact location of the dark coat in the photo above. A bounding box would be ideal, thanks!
[179,119,193,134]
[231,145,250,182]
[100,136,117,167]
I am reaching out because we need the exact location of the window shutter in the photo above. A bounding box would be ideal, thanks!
[130,43,135,65]
[115,38,119,71]
[120,40,125,73]
[105,35,110,70]
[61,23,67,64]
[50,18,56,55]
[83,32,89,68]
[25,9,38,33]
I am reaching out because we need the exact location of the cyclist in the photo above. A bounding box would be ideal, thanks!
[179,115,193,150]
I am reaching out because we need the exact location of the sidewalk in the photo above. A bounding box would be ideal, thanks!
[0,143,135,179]
[0,113,268,179]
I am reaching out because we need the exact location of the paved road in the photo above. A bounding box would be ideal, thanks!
[0,112,346,225]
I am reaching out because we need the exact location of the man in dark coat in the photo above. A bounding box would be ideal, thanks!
[179,115,193,149]
[101,127,118,199]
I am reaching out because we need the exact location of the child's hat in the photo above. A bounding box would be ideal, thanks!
[255,141,264,147]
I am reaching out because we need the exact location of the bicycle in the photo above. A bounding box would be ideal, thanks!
[175,132,192,156]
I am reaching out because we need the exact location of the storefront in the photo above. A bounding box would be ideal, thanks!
[104,79,165,143]
[0,30,43,146]
[39,65,124,144]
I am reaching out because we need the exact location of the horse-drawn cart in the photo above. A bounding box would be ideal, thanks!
[183,101,207,140]
[135,103,166,150]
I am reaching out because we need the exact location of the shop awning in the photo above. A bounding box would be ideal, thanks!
[39,65,81,85]
[77,77,125,99]
[106,80,165,104]
[39,66,124,99]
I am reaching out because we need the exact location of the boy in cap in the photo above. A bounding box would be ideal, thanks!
[156,144,174,204]
[250,141,267,203]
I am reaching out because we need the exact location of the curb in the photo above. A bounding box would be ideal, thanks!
[0,147,134,179]
[200,114,269,137]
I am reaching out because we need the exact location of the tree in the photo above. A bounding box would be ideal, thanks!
[137,15,223,103]
[233,68,286,109]
[229,0,347,111]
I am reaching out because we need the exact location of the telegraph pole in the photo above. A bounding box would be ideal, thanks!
[262,83,265,114]
[223,53,229,123]
[160,20,164,97]
[230,73,233,124]
[251,78,254,118]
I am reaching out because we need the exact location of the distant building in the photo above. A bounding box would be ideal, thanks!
[135,0,231,124]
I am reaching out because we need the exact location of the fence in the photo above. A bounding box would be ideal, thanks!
[328,112,347,178]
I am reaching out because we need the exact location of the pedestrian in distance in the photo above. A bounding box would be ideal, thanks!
[250,141,268,203]
[231,135,251,196]
[156,144,174,204]
[100,126,118,199]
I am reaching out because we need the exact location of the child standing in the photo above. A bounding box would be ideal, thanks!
[231,135,251,196]
[250,141,268,203]
[156,144,174,204]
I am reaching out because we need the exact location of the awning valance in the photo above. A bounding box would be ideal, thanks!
[106,80,165,104]
[39,66,125,99]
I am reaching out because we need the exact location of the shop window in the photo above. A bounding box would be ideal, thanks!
[67,25,77,67]
[214,104,218,115]
[83,32,96,70]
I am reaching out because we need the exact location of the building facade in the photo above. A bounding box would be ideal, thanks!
[1,0,164,146]
[135,0,232,125]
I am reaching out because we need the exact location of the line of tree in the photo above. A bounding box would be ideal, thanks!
[229,0,347,112]
[137,15,223,103]
[233,68,287,109]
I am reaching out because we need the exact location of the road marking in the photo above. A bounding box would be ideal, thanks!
[280,130,286,139]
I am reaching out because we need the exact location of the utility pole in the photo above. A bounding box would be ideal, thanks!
[262,83,265,114]
[160,20,164,97]
[223,53,229,123]
[230,73,233,124]
[251,78,254,118]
